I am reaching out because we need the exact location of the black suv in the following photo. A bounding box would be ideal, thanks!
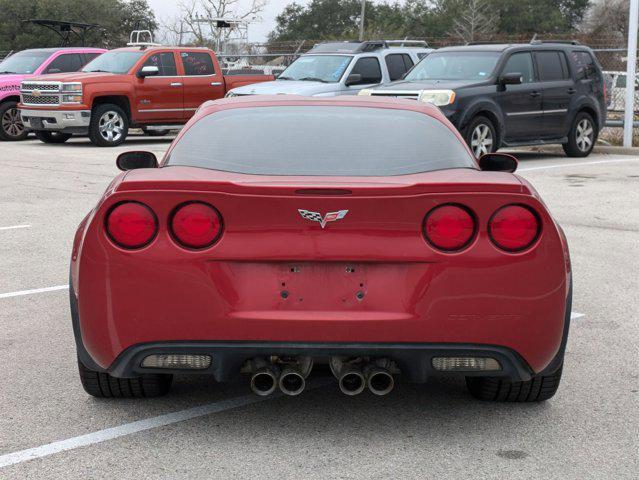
[360,41,606,157]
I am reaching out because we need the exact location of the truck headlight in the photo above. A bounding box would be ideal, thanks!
[61,82,82,93]
[418,90,456,106]
[61,94,83,104]
[358,89,373,96]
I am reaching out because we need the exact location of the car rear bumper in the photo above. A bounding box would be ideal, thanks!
[20,108,90,133]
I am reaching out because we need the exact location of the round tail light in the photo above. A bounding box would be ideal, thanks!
[170,202,223,249]
[489,204,540,252]
[423,204,476,251]
[106,201,157,249]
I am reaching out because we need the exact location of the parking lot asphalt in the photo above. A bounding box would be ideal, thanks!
[0,136,637,479]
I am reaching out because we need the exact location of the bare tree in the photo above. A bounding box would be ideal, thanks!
[450,0,497,43]
[163,0,267,49]
[582,0,629,39]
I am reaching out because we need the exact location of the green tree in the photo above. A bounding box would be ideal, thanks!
[0,0,157,51]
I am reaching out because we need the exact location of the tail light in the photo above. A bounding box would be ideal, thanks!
[105,201,157,249]
[170,202,223,249]
[489,204,540,252]
[423,204,476,251]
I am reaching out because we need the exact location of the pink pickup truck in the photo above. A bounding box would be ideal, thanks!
[0,47,105,141]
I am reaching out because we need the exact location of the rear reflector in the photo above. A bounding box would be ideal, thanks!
[423,204,476,251]
[170,202,223,249]
[432,357,501,372]
[489,204,540,252]
[141,354,212,370]
[105,201,157,249]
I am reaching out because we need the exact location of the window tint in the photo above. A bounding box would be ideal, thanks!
[166,106,476,176]
[501,52,535,83]
[570,51,598,80]
[181,52,215,75]
[143,52,177,76]
[45,54,83,73]
[385,53,413,81]
[406,51,499,81]
[536,51,568,81]
[350,57,382,84]
[83,53,102,65]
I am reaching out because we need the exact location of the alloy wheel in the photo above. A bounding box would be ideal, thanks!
[2,107,25,138]
[576,118,594,152]
[471,124,493,157]
[98,111,124,143]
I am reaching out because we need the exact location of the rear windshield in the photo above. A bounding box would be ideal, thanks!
[165,106,475,176]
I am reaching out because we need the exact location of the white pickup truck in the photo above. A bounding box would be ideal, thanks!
[226,40,432,97]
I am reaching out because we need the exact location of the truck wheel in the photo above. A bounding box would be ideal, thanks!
[464,115,497,158]
[0,100,28,141]
[563,112,596,157]
[78,358,172,398]
[89,104,129,147]
[34,131,73,144]
[466,364,563,402]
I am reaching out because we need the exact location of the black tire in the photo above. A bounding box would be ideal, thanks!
[563,111,596,157]
[78,358,172,398]
[142,128,171,137]
[466,364,563,402]
[34,131,73,144]
[464,115,497,158]
[89,103,129,147]
[0,100,28,141]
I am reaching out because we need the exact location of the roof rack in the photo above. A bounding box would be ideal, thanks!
[530,39,581,45]
[385,39,429,48]
[309,40,428,54]
[465,41,510,46]
[127,30,160,48]
[24,19,100,47]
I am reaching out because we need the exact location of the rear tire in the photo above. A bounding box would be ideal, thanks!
[78,358,172,398]
[563,112,596,157]
[466,364,563,402]
[89,103,129,147]
[464,115,497,158]
[34,131,72,144]
[0,100,28,141]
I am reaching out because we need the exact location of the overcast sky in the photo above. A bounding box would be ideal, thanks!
[147,0,308,42]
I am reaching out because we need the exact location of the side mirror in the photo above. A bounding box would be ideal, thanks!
[345,73,363,86]
[116,151,158,171]
[478,153,518,173]
[137,65,159,78]
[499,72,523,85]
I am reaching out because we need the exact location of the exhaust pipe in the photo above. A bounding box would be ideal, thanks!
[366,367,395,396]
[250,367,279,396]
[279,367,306,396]
[338,368,366,396]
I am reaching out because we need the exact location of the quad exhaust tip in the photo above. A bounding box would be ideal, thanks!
[279,368,306,396]
[367,368,395,396]
[250,368,279,396]
[339,370,366,396]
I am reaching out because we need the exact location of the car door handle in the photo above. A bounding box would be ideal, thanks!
[567,88,576,94]
[170,82,183,87]
[529,91,541,98]
[210,82,222,86]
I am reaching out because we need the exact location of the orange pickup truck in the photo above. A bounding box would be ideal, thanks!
[19,46,274,146]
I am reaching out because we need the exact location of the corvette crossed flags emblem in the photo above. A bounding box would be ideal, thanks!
[298,209,349,229]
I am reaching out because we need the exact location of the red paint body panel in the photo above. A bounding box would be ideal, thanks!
[71,97,570,375]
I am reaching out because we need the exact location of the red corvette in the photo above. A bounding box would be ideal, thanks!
[70,96,571,401]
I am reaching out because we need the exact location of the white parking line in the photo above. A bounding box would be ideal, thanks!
[571,312,585,320]
[0,224,30,231]
[519,157,639,172]
[0,380,331,469]
[0,285,68,299]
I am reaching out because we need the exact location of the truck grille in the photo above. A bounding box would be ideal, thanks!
[21,94,60,106]
[21,82,60,92]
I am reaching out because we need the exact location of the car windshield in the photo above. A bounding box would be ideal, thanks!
[278,55,352,83]
[82,51,144,74]
[0,50,51,74]
[406,51,500,81]
[165,106,476,176]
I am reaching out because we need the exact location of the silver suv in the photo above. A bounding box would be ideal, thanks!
[226,40,432,97]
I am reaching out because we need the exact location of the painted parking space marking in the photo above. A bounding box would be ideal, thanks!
[571,312,585,320]
[0,224,30,231]
[0,285,68,299]
[518,157,639,172]
[0,379,331,469]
